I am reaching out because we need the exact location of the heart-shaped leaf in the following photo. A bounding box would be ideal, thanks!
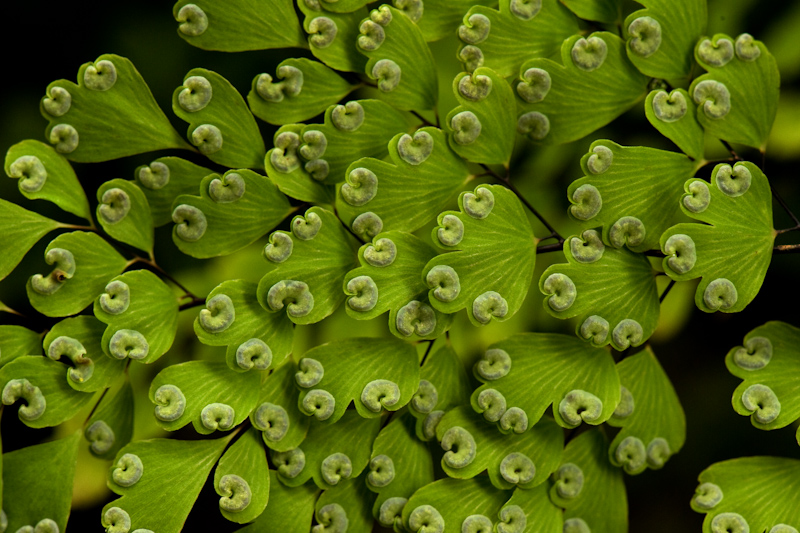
[248,58,354,125]
[470,333,621,430]
[134,157,213,227]
[250,360,310,452]
[4,140,91,221]
[171,169,291,258]
[93,269,180,365]
[335,127,470,236]
[515,32,648,145]
[96,179,154,253]
[172,0,304,51]
[213,427,270,524]
[567,139,696,252]
[405,0,496,42]
[606,347,686,475]
[0,325,42,367]
[644,88,705,161]
[257,207,359,325]
[148,361,260,435]
[0,198,61,281]
[315,474,375,533]
[424,184,537,327]
[689,33,780,150]
[497,483,563,533]
[660,161,774,313]
[26,231,128,318]
[40,54,189,162]
[540,234,660,350]
[194,280,294,374]
[173,69,266,169]
[236,471,319,532]
[265,124,335,204]
[84,380,134,460]
[560,0,622,23]
[297,2,368,72]
[456,0,579,77]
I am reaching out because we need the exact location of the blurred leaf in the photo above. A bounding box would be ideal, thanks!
[40,54,189,162]
[84,380,134,460]
[766,91,800,160]
[148,361,260,435]
[335,127,470,234]
[236,471,319,532]
[172,169,291,258]
[424,184,536,327]
[1,432,79,533]
[250,360,310,452]
[104,436,229,533]
[172,0,304,51]
[0,198,61,281]
[567,139,696,252]
[4,140,91,221]
[661,162,774,313]
[248,58,354,126]
[213,428,270,524]
[606,347,686,474]
[297,2,368,72]
[173,69,266,169]
[515,32,648,146]
[315,474,375,533]
[96,179,154,253]
[134,157,213,227]
[0,325,42,368]
[644,89,706,161]
[0,356,94,428]
[560,0,621,23]
[26,231,128,318]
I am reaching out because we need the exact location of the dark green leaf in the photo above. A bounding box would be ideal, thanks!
[96,179,154,253]
[0,326,42,368]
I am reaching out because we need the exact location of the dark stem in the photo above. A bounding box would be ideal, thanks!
[129,256,199,301]
[659,279,676,303]
[772,187,800,232]
[420,339,435,367]
[644,250,666,258]
[84,386,111,424]
[333,206,366,245]
[410,110,435,128]
[774,244,800,254]
[179,297,206,312]
[537,242,564,254]
[720,139,741,161]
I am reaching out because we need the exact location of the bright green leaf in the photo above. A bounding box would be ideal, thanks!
[84,380,134,460]
[134,157,213,227]
[0,198,61,281]
[265,124,335,204]
[515,32,649,146]
[644,88,706,161]
[402,0,497,42]
[26,231,128,318]
[172,169,292,258]
[250,360,310,452]
[96,179,154,253]
[319,0,371,13]
[315,474,375,533]
[498,483,563,533]
[4,140,91,221]
[213,428,270,524]
[560,0,622,23]
[40,54,189,162]
[297,2,368,72]
[661,161,775,313]
[424,184,536,327]
[0,325,42,368]
[236,471,319,532]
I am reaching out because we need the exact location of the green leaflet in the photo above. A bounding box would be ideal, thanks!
[171,169,291,258]
[367,413,434,528]
[498,483,563,533]
[661,162,774,313]
[470,333,620,430]
[343,231,452,340]
[456,0,579,77]
[623,0,707,79]
[0,198,60,281]
[690,33,780,150]
[515,32,649,146]
[134,157,213,227]
[43,315,125,393]
[315,474,375,533]
[295,337,419,422]
[1,432,79,533]
[213,428,270,524]
[401,477,509,533]
[104,436,229,533]
[691,457,800,533]
[257,207,359,325]
[40,54,189,162]
[567,140,696,253]
[26,231,128,318]
[606,347,686,475]
[335,127,470,235]
[236,471,319,532]
[319,0,371,13]
[540,236,660,350]
[400,0,497,42]
[265,124,335,204]
[550,429,628,533]
[424,184,536,327]
[93,270,180,365]
[725,321,800,434]
[148,361,260,435]
[250,360,310,452]
[84,380,134,460]
[172,0,304,51]
[356,6,438,111]
[248,58,354,125]
[446,68,516,165]
[411,344,473,441]
[4,140,91,221]
[194,280,294,374]
[96,179,154,253]
[273,409,381,489]
[644,89,705,161]
[560,0,622,23]
[436,406,564,490]
[0,356,93,428]
[297,2,368,73]
[173,69,266,169]
[0,325,42,367]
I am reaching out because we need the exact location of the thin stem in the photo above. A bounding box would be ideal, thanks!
[179,297,206,311]
[410,110,435,128]
[772,187,800,232]
[537,242,564,254]
[659,279,676,303]
[720,139,741,161]
[333,206,365,245]
[434,107,441,128]
[420,340,435,367]
[84,386,111,424]
[774,244,800,254]
[57,223,97,232]
[129,256,199,301]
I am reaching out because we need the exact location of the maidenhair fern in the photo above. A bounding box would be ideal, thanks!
[1,0,799,532]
